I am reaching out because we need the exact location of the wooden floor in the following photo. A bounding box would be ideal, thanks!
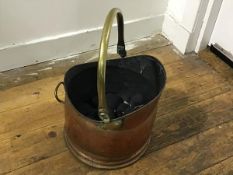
[0,45,233,175]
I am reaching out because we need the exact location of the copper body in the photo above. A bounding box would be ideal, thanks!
[63,94,160,169]
[55,8,166,169]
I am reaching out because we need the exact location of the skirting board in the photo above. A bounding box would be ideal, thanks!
[0,15,164,72]
[0,34,170,90]
[210,44,233,68]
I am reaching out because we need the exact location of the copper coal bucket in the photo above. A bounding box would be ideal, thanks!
[54,8,166,169]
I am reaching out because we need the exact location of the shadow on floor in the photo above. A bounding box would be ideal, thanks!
[147,88,208,153]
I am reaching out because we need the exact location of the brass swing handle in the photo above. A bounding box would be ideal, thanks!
[97,8,127,123]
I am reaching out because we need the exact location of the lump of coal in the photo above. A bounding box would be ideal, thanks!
[91,95,98,107]
[106,93,123,110]
[78,103,98,120]
[130,93,144,107]
[91,93,123,109]
[116,102,131,117]
[119,91,132,102]
[87,92,144,119]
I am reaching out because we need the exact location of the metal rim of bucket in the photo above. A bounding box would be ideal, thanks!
[54,54,166,125]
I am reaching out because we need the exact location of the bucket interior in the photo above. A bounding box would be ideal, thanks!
[64,55,166,121]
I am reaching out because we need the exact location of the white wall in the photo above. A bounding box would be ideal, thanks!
[0,0,168,71]
[163,0,211,54]
[166,0,201,32]
[162,0,191,53]
[209,0,233,55]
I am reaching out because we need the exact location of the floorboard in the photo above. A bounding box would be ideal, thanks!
[0,45,232,175]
